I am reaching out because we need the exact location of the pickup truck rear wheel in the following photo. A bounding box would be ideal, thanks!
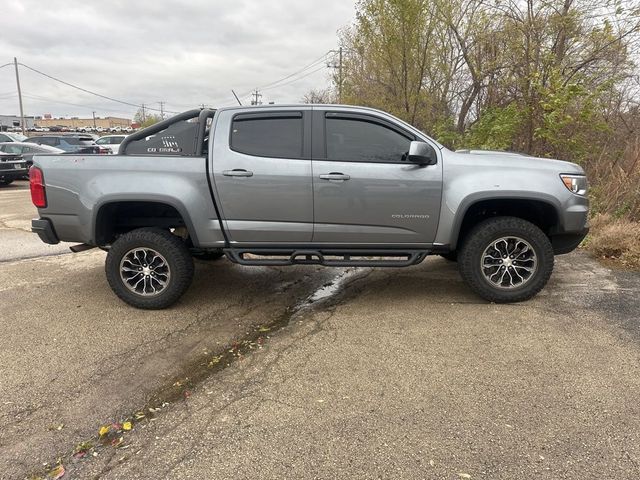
[105,228,194,309]
[458,217,554,303]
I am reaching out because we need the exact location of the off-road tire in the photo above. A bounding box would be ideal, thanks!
[458,216,554,303]
[192,250,224,261]
[105,228,194,309]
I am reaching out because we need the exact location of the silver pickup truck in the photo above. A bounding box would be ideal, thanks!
[30,106,589,309]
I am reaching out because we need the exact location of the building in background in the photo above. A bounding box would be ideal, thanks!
[37,116,132,129]
[0,114,36,130]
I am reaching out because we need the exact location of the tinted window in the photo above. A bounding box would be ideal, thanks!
[36,137,59,147]
[231,114,303,158]
[64,137,94,145]
[95,137,108,145]
[325,117,412,163]
[111,137,125,144]
[124,121,199,155]
[0,134,10,142]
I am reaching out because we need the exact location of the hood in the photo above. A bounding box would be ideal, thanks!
[454,149,584,173]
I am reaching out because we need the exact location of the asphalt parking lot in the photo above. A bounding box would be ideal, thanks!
[2,181,640,479]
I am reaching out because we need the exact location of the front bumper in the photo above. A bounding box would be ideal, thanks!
[551,228,589,255]
[0,167,28,180]
[32,218,60,245]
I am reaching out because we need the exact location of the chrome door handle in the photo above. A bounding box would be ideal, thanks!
[319,172,350,181]
[223,169,254,177]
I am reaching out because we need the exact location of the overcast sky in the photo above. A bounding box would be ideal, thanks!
[0,0,356,121]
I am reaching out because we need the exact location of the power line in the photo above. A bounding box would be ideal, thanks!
[17,62,179,114]
[255,51,332,91]
[236,51,335,99]
[21,92,134,114]
[7,51,336,115]
[261,64,329,92]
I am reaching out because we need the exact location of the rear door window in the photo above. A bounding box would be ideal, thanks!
[231,113,303,159]
[38,137,59,147]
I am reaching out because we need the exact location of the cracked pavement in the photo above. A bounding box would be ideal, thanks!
[2,182,640,479]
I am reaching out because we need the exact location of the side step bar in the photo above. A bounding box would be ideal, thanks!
[224,248,429,267]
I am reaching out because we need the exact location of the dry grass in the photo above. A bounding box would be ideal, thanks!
[585,214,640,269]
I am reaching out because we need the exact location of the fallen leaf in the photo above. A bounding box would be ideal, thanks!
[111,437,124,447]
[458,474,471,479]
[48,464,65,479]
[429,459,435,467]
[258,326,271,332]
[98,425,110,437]
[122,422,132,431]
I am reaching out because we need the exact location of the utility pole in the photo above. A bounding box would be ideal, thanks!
[92,111,97,129]
[13,58,26,135]
[328,47,345,103]
[251,89,262,106]
[141,103,147,123]
[159,101,165,119]
[338,46,343,104]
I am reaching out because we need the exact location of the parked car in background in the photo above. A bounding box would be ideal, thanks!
[0,151,28,186]
[25,134,107,153]
[95,134,127,154]
[71,145,111,155]
[0,132,28,142]
[0,142,64,168]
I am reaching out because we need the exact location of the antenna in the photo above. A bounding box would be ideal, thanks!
[231,90,243,106]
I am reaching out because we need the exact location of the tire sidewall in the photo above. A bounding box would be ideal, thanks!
[106,228,193,309]
[459,217,554,303]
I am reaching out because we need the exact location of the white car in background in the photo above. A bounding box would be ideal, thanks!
[0,132,28,142]
[95,134,128,154]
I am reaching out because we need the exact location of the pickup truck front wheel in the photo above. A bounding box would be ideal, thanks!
[105,228,194,309]
[458,217,554,303]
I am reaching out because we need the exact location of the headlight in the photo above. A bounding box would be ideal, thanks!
[560,174,588,196]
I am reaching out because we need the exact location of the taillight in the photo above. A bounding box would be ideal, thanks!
[30,167,47,208]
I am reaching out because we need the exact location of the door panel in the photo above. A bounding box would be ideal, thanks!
[312,111,442,245]
[210,109,313,243]
[312,160,441,244]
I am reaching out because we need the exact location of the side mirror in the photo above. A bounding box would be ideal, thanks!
[408,141,437,166]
